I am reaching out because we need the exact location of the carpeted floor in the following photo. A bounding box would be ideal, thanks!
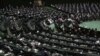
[79,20,100,31]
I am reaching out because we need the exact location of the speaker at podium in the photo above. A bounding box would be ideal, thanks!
[34,0,43,6]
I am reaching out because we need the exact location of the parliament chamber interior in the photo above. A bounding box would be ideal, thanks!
[0,0,100,56]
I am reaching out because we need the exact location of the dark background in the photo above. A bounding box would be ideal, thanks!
[0,0,34,7]
[0,0,100,7]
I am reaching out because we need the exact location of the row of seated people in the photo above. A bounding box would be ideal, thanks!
[0,5,100,56]
[51,3,100,13]
[51,3,100,21]
[0,29,100,56]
